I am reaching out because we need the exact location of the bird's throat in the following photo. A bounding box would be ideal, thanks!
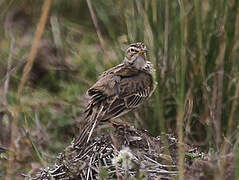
[133,55,147,70]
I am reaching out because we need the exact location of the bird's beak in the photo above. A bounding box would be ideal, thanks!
[138,50,147,55]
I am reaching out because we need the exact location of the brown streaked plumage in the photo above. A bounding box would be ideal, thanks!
[73,42,155,148]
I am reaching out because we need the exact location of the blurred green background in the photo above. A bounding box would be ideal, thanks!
[0,0,239,179]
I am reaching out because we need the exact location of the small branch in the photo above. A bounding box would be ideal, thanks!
[1,34,15,104]
[212,19,226,148]
[86,0,110,63]
[6,1,52,180]
[2,34,15,180]
[17,0,52,97]
[219,3,239,180]
[162,0,169,79]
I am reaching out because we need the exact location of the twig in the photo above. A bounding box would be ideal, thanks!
[3,24,16,180]
[86,0,110,63]
[17,0,52,97]
[212,18,226,148]
[1,35,15,104]
[162,0,169,79]
[50,15,64,62]
[219,3,239,180]
[225,3,239,144]
[110,134,121,180]
[6,1,52,180]
[143,154,176,168]
[86,155,93,180]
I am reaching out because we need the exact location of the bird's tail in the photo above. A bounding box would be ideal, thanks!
[72,105,104,148]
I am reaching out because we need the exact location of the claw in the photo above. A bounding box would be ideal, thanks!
[109,121,130,130]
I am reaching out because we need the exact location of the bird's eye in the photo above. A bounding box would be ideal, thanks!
[131,49,135,52]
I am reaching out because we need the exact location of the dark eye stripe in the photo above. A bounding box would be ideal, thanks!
[130,44,137,48]
[126,44,146,55]
[130,47,139,52]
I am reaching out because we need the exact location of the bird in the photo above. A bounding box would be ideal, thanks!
[73,42,155,148]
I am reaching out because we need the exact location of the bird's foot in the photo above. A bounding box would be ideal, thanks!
[109,121,131,131]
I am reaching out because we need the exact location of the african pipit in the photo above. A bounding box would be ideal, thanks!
[73,42,155,148]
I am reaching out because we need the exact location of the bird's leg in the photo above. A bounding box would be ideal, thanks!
[117,117,132,127]
[108,121,121,128]
[109,121,132,145]
[108,120,131,131]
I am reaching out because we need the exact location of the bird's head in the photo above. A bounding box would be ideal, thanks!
[124,42,148,70]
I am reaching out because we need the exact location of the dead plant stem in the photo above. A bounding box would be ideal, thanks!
[1,34,15,104]
[86,0,110,63]
[218,3,239,180]
[177,0,187,179]
[17,0,52,97]
[6,1,52,180]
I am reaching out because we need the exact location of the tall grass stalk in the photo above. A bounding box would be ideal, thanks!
[6,1,52,180]
[219,2,239,179]
[3,32,15,180]
[177,0,187,179]
[86,0,110,63]
[1,35,15,104]
[194,0,205,79]
[17,0,52,97]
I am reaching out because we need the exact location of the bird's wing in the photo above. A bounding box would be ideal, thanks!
[100,71,154,120]
[87,64,140,105]
[86,69,154,122]
[98,63,125,78]
[73,67,154,148]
